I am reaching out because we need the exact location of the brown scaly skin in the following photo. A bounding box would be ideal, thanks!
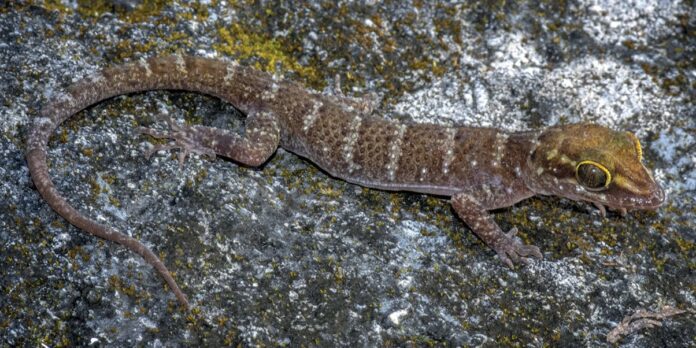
[525,124,664,215]
[27,55,665,309]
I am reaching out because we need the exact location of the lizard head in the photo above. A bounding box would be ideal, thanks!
[525,124,665,214]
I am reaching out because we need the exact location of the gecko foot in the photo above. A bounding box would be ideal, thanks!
[493,228,543,268]
[341,92,380,115]
[330,74,380,115]
[137,121,216,168]
[593,202,607,218]
[592,202,628,218]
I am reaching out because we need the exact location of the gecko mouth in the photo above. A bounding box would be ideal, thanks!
[587,184,665,216]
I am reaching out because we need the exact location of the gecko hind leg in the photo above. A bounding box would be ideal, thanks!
[332,92,380,116]
[326,74,380,116]
[138,109,280,168]
[451,192,543,268]
[138,117,216,168]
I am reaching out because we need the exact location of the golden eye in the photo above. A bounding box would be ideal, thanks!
[626,131,643,161]
[576,161,611,190]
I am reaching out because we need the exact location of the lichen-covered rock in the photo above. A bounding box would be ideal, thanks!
[1,1,693,346]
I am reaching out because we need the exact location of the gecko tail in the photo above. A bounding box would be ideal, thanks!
[23,55,238,310]
[26,147,190,309]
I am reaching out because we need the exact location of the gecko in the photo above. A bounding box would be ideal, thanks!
[27,55,665,309]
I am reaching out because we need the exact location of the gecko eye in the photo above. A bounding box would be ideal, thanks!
[576,161,611,190]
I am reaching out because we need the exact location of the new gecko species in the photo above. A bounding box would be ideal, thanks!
[27,55,665,309]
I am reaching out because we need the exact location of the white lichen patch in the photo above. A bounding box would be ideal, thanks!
[650,127,696,195]
[537,56,689,136]
[388,308,409,325]
[393,77,530,131]
[579,0,688,46]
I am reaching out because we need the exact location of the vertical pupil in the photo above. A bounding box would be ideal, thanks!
[578,163,606,188]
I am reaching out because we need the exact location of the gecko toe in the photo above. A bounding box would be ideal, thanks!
[499,254,515,269]
[138,121,217,167]
[494,228,543,267]
[495,245,520,268]
[177,150,189,169]
[518,244,543,259]
[143,143,176,160]
[506,249,522,265]
[618,207,628,217]
[138,126,170,139]
[593,202,607,218]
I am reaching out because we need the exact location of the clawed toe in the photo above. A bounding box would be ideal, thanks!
[500,255,515,269]
[495,228,543,268]
[138,121,216,168]
[521,244,543,259]
[143,143,177,159]
[137,126,170,139]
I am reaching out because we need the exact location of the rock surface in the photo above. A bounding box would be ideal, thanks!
[1,1,694,346]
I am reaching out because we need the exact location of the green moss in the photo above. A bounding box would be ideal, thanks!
[622,39,636,50]
[315,181,343,199]
[108,275,147,303]
[80,147,93,157]
[214,24,322,87]
[41,0,73,15]
[108,195,121,208]
[674,236,694,256]
[76,0,168,23]
[88,178,101,197]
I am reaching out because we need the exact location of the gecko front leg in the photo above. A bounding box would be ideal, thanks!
[451,192,542,267]
[139,109,280,167]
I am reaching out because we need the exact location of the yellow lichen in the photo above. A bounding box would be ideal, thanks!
[77,0,168,23]
[214,24,321,87]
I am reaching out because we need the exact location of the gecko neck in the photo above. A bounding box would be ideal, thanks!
[519,130,552,197]
[478,130,540,208]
